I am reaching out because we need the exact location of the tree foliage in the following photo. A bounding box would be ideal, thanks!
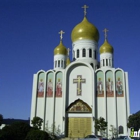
[127,111,140,131]
[25,129,50,140]
[31,116,43,130]
[0,114,3,126]
[109,125,118,138]
[94,117,108,136]
[0,121,31,140]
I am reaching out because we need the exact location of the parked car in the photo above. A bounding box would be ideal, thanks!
[115,136,132,140]
[97,135,108,140]
[79,135,101,140]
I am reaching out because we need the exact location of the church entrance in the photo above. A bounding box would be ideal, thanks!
[66,99,92,138]
[68,117,92,138]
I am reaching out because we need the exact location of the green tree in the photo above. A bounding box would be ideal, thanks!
[127,111,140,131]
[0,125,15,140]
[0,121,31,140]
[109,125,118,138]
[31,116,43,130]
[0,114,3,126]
[94,117,108,137]
[25,129,50,140]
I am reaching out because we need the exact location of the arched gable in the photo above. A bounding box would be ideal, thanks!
[66,99,92,113]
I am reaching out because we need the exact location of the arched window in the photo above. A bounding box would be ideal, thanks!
[119,126,123,134]
[61,60,63,67]
[58,60,60,67]
[106,59,108,66]
[89,49,92,57]
[77,49,79,58]
[94,50,96,59]
[103,59,104,66]
[82,48,86,57]
[55,61,57,67]
[64,61,66,68]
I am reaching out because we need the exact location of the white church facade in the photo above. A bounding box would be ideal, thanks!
[30,5,130,138]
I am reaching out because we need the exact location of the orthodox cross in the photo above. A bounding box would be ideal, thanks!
[59,30,65,40]
[67,48,70,56]
[73,75,86,95]
[82,5,89,16]
[103,28,109,40]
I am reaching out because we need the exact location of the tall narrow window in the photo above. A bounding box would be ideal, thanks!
[109,59,111,66]
[77,49,79,58]
[94,50,96,59]
[103,59,104,66]
[58,60,60,67]
[82,48,86,57]
[106,59,108,66]
[89,49,92,57]
[61,60,63,67]
[55,61,57,68]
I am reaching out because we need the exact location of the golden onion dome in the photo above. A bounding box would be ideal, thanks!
[54,40,67,55]
[99,39,113,54]
[71,16,99,42]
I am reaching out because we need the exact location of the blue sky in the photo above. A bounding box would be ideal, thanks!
[0,0,140,119]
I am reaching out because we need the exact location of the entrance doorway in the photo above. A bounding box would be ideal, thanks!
[68,117,92,138]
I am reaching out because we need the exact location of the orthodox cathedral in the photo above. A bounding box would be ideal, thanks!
[30,5,130,138]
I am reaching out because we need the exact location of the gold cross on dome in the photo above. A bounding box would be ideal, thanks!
[103,28,109,40]
[67,48,70,56]
[58,30,65,40]
[82,5,89,16]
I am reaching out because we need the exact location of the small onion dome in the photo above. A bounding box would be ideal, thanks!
[66,57,71,66]
[99,39,114,54]
[54,40,67,55]
[71,16,99,42]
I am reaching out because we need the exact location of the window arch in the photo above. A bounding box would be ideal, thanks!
[61,60,63,67]
[94,50,96,59]
[106,59,108,66]
[89,49,92,57]
[58,60,60,67]
[77,49,79,58]
[82,48,86,57]
[103,59,105,66]
[119,126,123,134]
[55,61,57,68]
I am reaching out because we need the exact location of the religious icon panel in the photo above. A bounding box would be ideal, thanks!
[37,72,45,97]
[96,71,104,97]
[106,70,114,97]
[46,72,54,97]
[55,72,63,97]
[115,70,124,97]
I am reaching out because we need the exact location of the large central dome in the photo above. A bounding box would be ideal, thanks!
[71,16,99,42]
